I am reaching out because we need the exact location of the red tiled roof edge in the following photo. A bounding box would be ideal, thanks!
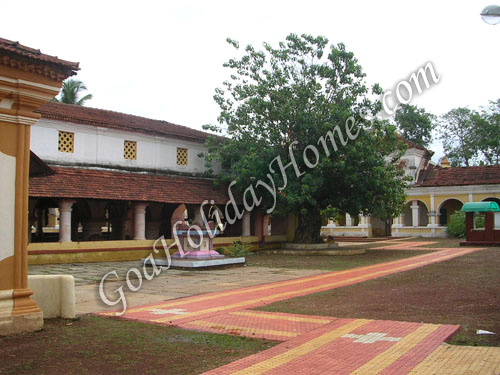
[396,134,433,155]
[416,164,500,187]
[29,166,242,205]
[0,37,79,80]
[35,102,218,143]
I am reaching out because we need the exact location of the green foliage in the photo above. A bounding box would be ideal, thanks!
[394,104,435,147]
[53,78,93,106]
[476,99,500,165]
[446,210,466,238]
[320,206,342,222]
[439,100,500,166]
[204,34,409,243]
[222,240,251,257]
[439,108,479,167]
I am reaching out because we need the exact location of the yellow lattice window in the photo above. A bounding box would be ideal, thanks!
[124,140,137,160]
[58,131,74,153]
[177,147,188,165]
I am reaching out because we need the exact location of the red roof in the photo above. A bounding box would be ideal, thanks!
[416,164,500,187]
[35,102,215,143]
[396,134,433,155]
[29,167,238,205]
[0,37,79,79]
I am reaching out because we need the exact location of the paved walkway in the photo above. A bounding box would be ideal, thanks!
[30,262,324,315]
[97,244,500,374]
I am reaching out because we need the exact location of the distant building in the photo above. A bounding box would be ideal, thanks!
[28,103,291,253]
[324,141,500,238]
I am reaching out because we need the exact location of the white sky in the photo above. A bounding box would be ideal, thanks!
[2,1,499,162]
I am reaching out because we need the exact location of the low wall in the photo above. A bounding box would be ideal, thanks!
[321,226,369,238]
[28,235,287,264]
[28,275,75,319]
[391,226,447,238]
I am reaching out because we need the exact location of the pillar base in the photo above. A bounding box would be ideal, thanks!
[0,311,43,336]
[0,288,43,336]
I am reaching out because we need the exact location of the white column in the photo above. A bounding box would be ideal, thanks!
[411,200,420,227]
[133,203,148,240]
[469,192,474,202]
[263,215,270,236]
[194,207,203,225]
[242,211,251,236]
[392,214,403,228]
[428,194,438,228]
[345,213,352,227]
[59,200,75,242]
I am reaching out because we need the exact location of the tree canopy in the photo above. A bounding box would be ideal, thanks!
[53,78,93,106]
[203,34,409,243]
[439,101,500,166]
[394,104,435,147]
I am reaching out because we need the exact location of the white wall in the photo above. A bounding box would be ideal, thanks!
[31,118,220,174]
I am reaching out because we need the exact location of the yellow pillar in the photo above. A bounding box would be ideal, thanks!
[0,39,78,335]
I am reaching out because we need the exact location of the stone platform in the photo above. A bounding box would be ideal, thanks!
[142,256,246,269]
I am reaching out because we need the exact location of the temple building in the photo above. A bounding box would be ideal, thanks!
[324,142,500,238]
[27,100,500,262]
[27,102,293,264]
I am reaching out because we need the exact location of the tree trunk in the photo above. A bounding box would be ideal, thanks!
[294,210,324,243]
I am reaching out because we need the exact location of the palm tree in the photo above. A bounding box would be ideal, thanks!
[53,79,93,105]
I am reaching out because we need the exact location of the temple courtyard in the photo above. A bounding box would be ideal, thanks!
[1,237,500,374]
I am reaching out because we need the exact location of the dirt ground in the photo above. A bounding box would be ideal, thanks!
[258,247,500,347]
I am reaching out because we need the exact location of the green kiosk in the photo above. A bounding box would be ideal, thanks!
[460,201,500,246]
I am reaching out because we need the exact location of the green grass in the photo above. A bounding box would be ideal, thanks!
[0,316,276,375]
[245,249,434,271]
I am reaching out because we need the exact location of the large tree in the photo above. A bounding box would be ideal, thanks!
[439,107,481,167]
[204,34,408,243]
[476,99,500,165]
[53,78,93,105]
[394,104,435,147]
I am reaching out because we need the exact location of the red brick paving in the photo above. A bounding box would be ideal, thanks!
[98,244,485,374]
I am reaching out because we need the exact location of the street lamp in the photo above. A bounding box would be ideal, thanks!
[480,5,500,25]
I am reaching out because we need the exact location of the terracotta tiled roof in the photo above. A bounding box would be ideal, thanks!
[0,37,79,79]
[35,102,215,143]
[29,151,54,177]
[29,167,239,205]
[416,164,500,187]
[396,134,433,155]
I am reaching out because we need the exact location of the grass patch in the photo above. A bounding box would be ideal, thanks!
[245,249,434,271]
[256,247,500,347]
[0,316,276,375]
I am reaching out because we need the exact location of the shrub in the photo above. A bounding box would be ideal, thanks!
[447,210,466,238]
[221,240,251,257]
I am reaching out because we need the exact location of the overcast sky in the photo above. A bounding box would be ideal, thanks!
[3,1,499,161]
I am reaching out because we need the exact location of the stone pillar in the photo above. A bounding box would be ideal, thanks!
[27,216,35,243]
[59,200,75,243]
[242,211,251,236]
[358,214,372,237]
[0,40,77,335]
[194,207,204,225]
[263,215,271,236]
[411,200,420,227]
[392,215,403,228]
[48,207,57,227]
[254,211,264,243]
[133,203,148,240]
[345,213,352,227]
